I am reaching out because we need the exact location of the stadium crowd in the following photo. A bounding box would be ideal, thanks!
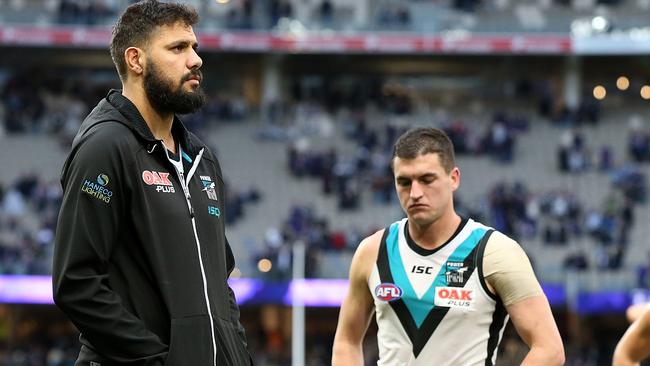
[2,68,649,284]
[0,0,641,35]
[0,174,59,275]
[1,60,650,365]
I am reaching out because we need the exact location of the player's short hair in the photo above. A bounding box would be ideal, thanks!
[110,0,199,82]
[391,127,456,173]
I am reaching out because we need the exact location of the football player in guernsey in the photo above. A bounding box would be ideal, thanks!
[332,127,565,366]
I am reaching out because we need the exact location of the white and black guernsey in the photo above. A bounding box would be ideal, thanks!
[369,217,509,366]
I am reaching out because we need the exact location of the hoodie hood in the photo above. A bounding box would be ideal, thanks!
[72,89,202,156]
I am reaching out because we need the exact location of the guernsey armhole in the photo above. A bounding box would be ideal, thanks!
[475,230,499,302]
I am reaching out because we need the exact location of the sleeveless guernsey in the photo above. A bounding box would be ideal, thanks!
[368,217,509,366]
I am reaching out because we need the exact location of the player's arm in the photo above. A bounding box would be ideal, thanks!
[332,232,380,366]
[484,232,565,366]
[52,126,167,364]
[507,296,565,365]
[613,306,650,366]
[626,303,650,323]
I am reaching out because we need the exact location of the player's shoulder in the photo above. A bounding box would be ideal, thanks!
[487,230,519,247]
[355,228,384,259]
[483,230,530,264]
[69,121,136,166]
[74,120,135,152]
[349,228,385,274]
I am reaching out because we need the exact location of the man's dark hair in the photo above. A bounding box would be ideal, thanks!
[391,127,456,173]
[110,0,199,81]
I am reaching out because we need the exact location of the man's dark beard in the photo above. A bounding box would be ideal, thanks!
[143,61,206,115]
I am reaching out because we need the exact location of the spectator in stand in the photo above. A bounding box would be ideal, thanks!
[270,0,293,26]
[441,120,470,154]
[628,118,650,162]
[637,252,650,288]
[454,0,481,12]
[58,0,117,25]
[558,129,590,173]
[319,0,334,26]
[564,250,589,270]
[227,0,254,29]
[598,145,614,171]
[376,3,411,28]
[576,97,600,125]
[612,165,647,204]
[484,121,514,163]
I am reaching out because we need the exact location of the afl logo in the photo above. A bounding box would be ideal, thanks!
[375,283,403,302]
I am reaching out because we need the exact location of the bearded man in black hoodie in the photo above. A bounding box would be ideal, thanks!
[53,1,251,365]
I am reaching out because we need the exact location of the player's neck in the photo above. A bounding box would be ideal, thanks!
[408,211,462,250]
[122,86,174,145]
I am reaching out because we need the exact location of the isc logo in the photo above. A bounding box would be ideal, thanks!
[208,205,221,217]
[411,265,433,274]
[375,283,403,302]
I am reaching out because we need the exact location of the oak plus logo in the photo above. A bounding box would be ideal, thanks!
[142,170,175,193]
[434,286,475,310]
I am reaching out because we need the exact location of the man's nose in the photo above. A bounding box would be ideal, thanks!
[410,182,423,199]
[188,49,202,69]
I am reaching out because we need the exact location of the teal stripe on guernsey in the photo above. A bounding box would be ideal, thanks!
[387,224,487,328]
[182,151,193,163]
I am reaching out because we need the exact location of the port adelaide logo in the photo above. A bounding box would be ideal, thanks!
[445,261,469,285]
[81,174,113,203]
[200,175,218,201]
[142,170,175,193]
[375,283,403,302]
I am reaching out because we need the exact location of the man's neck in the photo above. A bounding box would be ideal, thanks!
[122,86,175,150]
[408,210,462,250]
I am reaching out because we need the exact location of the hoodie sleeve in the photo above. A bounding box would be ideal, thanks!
[225,237,248,348]
[52,124,168,365]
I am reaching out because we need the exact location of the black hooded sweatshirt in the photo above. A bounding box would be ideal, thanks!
[53,90,251,365]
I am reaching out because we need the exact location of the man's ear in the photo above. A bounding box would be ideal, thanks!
[125,47,145,75]
[451,167,461,191]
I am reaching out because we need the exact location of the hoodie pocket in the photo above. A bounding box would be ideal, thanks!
[215,317,252,366]
[164,315,213,366]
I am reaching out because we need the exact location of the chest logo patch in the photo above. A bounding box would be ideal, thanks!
[375,283,403,302]
[142,170,175,193]
[200,175,218,201]
[434,286,474,309]
[445,261,469,285]
[81,173,113,203]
